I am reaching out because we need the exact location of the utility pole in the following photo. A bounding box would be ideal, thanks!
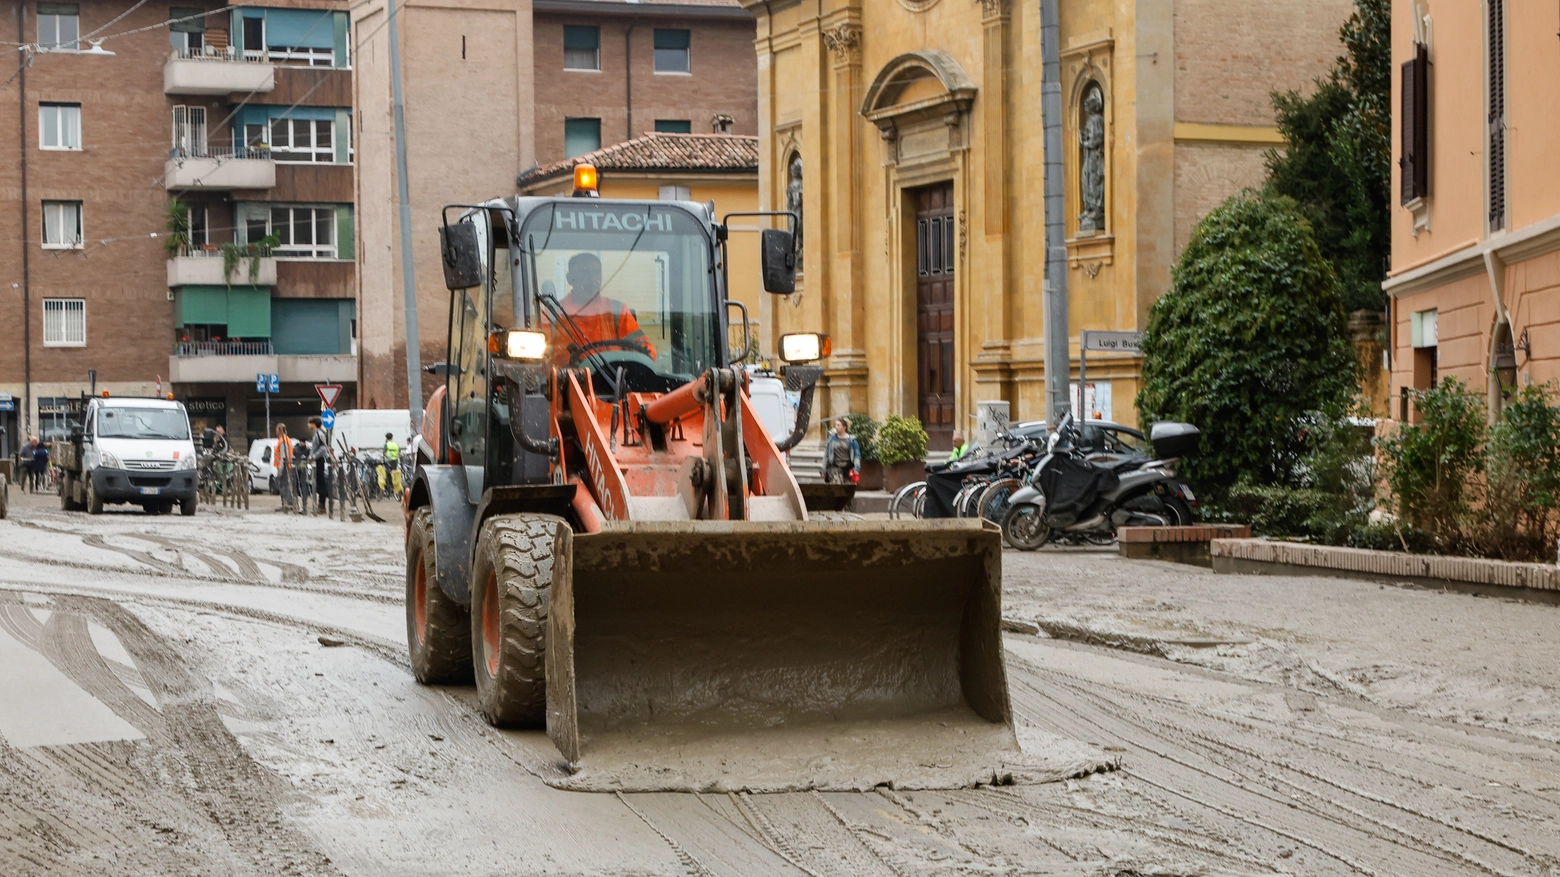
[17,8,32,436]
[388,0,423,434]
[1040,0,1071,424]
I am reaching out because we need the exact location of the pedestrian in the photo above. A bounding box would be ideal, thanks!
[308,416,329,513]
[381,432,403,496]
[822,418,861,485]
[275,423,297,509]
[17,438,35,493]
[31,437,50,494]
[947,434,971,464]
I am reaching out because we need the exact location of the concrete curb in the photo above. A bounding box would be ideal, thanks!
[1118,525,1251,567]
[1210,538,1560,605]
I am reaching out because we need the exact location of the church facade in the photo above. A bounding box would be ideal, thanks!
[744,0,1353,447]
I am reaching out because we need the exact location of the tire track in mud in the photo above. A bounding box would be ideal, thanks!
[0,593,342,876]
[1005,646,1555,876]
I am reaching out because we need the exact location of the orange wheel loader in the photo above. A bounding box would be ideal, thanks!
[404,171,1022,791]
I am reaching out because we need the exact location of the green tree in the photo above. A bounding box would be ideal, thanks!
[1265,0,1390,314]
[1137,192,1358,498]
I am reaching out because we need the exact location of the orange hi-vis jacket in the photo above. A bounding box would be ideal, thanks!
[543,294,656,366]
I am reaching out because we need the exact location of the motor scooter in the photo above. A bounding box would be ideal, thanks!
[1001,413,1199,550]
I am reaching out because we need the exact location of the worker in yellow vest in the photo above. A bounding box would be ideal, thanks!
[381,432,403,496]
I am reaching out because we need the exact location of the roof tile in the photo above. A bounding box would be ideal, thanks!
[520,132,758,185]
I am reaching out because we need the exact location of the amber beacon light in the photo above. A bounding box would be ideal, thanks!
[572,164,600,197]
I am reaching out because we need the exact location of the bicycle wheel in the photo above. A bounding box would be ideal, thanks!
[954,481,986,518]
[888,481,926,520]
[976,477,1022,526]
[911,485,928,519]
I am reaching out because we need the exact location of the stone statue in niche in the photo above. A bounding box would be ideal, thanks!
[1078,84,1106,235]
[785,153,804,271]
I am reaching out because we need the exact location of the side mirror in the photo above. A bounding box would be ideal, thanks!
[70,426,84,442]
[440,222,483,290]
[760,228,797,294]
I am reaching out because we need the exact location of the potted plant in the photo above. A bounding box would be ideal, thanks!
[221,234,280,284]
[844,412,882,489]
[164,197,191,257]
[877,415,929,492]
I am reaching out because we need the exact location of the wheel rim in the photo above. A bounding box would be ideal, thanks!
[412,553,429,647]
[1008,506,1045,545]
[481,571,500,678]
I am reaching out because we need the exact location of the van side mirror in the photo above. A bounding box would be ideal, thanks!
[440,222,483,290]
[760,228,797,294]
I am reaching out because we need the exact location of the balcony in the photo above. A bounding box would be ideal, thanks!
[164,48,275,96]
[165,147,275,191]
[168,347,356,386]
[167,249,278,287]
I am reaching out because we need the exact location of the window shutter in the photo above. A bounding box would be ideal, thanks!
[1399,44,1429,205]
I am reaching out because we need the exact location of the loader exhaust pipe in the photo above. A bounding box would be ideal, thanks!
[545,519,1024,792]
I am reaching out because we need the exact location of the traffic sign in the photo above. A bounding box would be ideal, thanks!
[269,373,280,393]
[315,383,343,410]
[256,373,266,393]
[320,409,336,430]
[1081,330,1143,353]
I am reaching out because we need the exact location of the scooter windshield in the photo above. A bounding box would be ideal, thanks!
[520,203,719,390]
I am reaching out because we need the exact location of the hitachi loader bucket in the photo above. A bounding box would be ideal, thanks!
[544,519,1030,792]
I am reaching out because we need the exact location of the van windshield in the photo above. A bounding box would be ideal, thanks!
[97,407,191,440]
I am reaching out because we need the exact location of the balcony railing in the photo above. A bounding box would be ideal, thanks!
[170,46,270,63]
[173,244,275,258]
[168,145,271,161]
[174,341,275,357]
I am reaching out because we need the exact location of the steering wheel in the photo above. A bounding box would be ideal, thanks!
[568,338,654,365]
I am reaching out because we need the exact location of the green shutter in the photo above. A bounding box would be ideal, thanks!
[654,29,689,50]
[654,120,692,134]
[563,25,599,50]
[272,299,345,354]
[333,12,349,67]
[335,205,354,260]
[335,109,351,163]
[226,287,272,337]
[564,118,601,158]
[170,7,205,32]
[177,287,228,326]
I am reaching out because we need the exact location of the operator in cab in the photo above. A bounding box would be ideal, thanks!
[542,253,656,367]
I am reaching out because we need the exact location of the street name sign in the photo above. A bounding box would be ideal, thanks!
[1081,331,1143,353]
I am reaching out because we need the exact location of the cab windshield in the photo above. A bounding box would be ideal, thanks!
[519,202,719,390]
[97,407,191,440]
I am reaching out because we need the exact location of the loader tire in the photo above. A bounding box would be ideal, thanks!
[470,513,566,728]
[406,507,473,684]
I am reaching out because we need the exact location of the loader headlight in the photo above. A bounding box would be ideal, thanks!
[779,332,830,364]
[494,329,548,361]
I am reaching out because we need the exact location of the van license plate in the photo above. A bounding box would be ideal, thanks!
[139,487,160,496]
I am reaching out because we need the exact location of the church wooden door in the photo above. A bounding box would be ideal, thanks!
[914,183,955,451]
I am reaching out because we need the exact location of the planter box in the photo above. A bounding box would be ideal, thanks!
[858,461,884,491]
[1119,524,1252,567]
[883,461,925,493]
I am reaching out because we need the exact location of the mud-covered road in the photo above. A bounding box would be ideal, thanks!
[1,489,1557,876]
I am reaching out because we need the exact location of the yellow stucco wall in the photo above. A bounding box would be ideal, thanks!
[746,0,1351,442]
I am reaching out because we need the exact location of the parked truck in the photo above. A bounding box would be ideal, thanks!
[56,396,199,515]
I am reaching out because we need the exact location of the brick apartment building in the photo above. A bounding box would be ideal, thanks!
[353,0,756,415]
[0,1,358,455]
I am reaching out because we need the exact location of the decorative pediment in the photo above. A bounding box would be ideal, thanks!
[860,50,977,132]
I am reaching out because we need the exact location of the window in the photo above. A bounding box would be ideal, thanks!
[564,118,601,158]
[263,9,337,66]
[268,118,334,162]
[658,185,691,201]
[1399,43,1429,205]
[38,3,79,51]
[43,299,86,347]
[39,103,81,150]
[171,105,207,156]
[188,206,208,248]
[169,6,204,54]
[654,119,692,134]
[268,206,336,258]
[241,16,264,57]
[653,29,689,73]
[41,201,82,249]
[1487,0,1505,230]
[563,25,600,70]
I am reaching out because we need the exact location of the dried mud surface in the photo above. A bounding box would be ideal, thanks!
[0,491,1556,875]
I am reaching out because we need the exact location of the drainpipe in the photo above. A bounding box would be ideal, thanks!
[1040,0,1070,422]
[625,18,637,141]
[16,8,31,436]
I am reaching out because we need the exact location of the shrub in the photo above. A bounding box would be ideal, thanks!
[1477,385,1560,560]
[1225,406,1377,542]
[1379,379,1486,550]
[877,415,928,466]
[1137,191,1358,499]
[843,413,880,462]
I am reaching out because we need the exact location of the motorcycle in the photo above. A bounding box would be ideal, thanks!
[1001,413,1200,550]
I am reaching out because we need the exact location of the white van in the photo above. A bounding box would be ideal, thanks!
[330,409,413,455]
[76,397,199,514]
[248,438,280,493]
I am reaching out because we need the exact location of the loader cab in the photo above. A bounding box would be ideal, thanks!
[440,196,730,492]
